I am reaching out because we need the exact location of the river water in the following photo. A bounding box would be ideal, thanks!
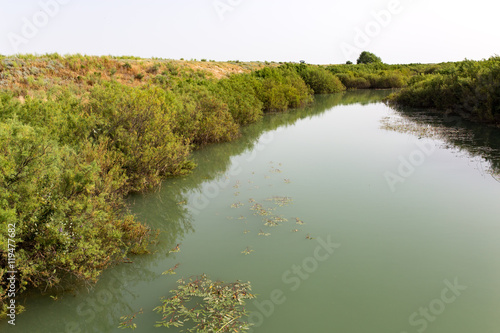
[4,90,500,333]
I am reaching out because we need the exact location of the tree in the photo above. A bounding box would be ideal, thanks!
[346,60,353,65]
[357,51,382,64]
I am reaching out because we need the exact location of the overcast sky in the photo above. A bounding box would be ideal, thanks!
[1,0,499,64]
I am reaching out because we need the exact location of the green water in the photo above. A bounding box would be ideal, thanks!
[4,90,500,333]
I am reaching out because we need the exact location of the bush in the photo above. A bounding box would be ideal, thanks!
[173,82,240,146]
[212,74,264,125]
[253,66,313,112]
[391,57,500,123]
[87,83,193,192]
[0,119,151,313]
[298,65,345,94]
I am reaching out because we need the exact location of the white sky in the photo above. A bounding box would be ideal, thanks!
[0,0,499,64]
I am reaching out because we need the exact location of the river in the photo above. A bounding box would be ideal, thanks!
[4,90,500,333]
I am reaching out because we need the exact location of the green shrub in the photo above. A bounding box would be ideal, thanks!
[391,57,500,123]
[213,74,264,125]
[253,66,313,112]
[173,82,240,146]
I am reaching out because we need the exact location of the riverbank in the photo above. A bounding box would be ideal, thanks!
[388,57,500,125]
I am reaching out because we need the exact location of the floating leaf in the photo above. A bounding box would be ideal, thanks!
[241,247,254,255]
[230,202,244,208]
[162,263,180,275]
[169,244,181,253]
[258,229,271,236]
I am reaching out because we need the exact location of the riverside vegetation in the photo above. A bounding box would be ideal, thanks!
[0,53,498,319]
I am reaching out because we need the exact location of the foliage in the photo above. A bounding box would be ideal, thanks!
[213,74,264,125]
[357,51,382,64]
[390,57,500,124]
[253,66,313,112]
[0,118,153,311]
[293,64,346,94]
[87,82,194,192]
[154,274,255,332]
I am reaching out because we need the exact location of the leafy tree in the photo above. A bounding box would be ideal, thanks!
[357,51,382,64]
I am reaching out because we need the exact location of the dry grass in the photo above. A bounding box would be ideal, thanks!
[0,55,274,100]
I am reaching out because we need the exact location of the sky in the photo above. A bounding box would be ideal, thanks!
[0,0,499,64]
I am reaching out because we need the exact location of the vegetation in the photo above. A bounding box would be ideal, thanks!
[357,51,382,64]
[153,275,255,332]
[390,57,500,124]
[1,53,497,319]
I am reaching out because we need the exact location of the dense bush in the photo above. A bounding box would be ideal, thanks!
[253,67,313,112]
[213,74,264,125]
[0,118,152,315]
[173,81,240,146]
[87,83,194,192]
[294,65,346,94]
[391,57,500,123]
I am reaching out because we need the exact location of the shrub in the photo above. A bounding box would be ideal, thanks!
[173,82,240,146]
[87,82,194,192]
[253,66,312,112]
[298,65,345,94]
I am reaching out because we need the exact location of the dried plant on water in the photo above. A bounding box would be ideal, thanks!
[118,308,144,330]
[154,274,256,332]
[230,201,244,208]
[258,229,271,236]
[241,247,254,255]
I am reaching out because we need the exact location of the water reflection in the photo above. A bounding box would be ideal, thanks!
[382,105,500,176]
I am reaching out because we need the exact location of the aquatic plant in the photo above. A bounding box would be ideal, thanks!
[162,263,180,275]
[230,202,244,208]
[241,247,254,255]
[153,274,256,332]
[258,229,271,236]
[169,244,181,253]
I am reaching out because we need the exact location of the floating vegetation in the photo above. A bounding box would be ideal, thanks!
[162,263,180,275]
[250,203,263,211]
[230,201,244,208]
[243,229,250,234]
[169,244,181,253]
[266,196,293,207]
[234,191,240,196]
[264,219,279,227]
[118,308,144,330]
[153,274,255,332]
[248,180,254,184]
[253,207,274,217]
[306,234,315,240]
[177,200,187,205]
[226,216,233,220]
[248,198,256,203]
[258,229,271,236]
[284,179,291,184]
[264,175,271,179]
[233,181,240,189]
[291,229,300,233]
[263,215,287,227]
[241,247,254,255]
[237,215,246,220]
[295,218,305,225]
